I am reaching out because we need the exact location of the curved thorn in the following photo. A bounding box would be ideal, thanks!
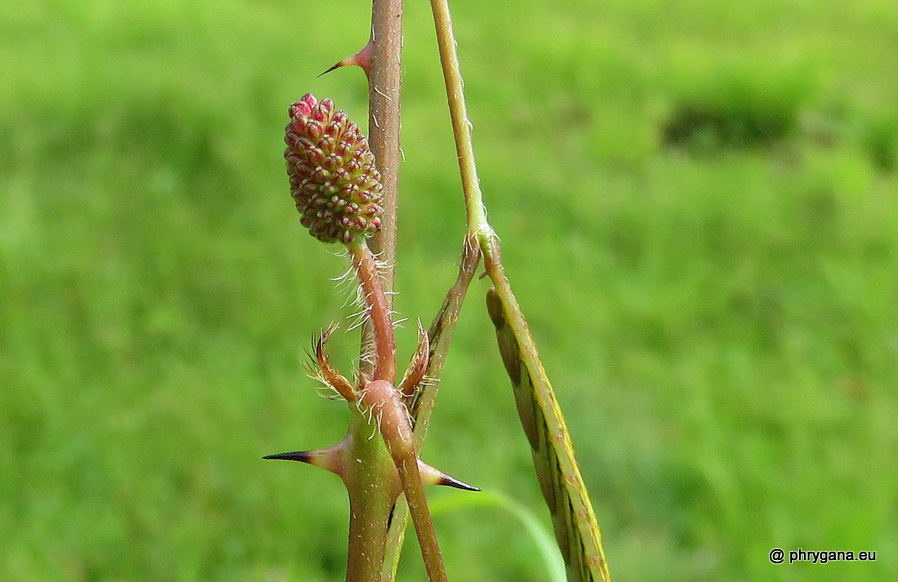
[314,326,358,402]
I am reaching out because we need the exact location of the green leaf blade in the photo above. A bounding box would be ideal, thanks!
[486,286,612,582]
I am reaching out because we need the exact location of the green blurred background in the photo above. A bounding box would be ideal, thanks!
[2,0,896,580]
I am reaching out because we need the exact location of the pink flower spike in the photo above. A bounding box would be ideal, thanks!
[284,96,384,244]
[291,93,317,117]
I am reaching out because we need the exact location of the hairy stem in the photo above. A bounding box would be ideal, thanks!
[350,238,446,580]
[381,1,496,577]
[349,241,397,383]
[356,2,407,576]
[343,3,405,578]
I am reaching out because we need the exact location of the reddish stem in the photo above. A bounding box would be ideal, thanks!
[349,241,396,383]
[367,0,402,297]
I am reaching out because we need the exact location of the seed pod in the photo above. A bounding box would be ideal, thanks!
[284,94,384,244]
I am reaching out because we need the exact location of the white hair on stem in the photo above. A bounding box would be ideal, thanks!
[346,311,368,332]
[331,265,360,308]
[354,398,382,440]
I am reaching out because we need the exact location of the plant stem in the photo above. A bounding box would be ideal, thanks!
[349,241,397,383]
[361,380,448,582]
[381,1,497,578]
[427,0,612,579]
[388,438,447,582]
[406,235,481,437]
[427,0,492,238]
[382,237,481,580]
[350,237,446,580]
[343,2,402,575]
[344,410,401,581]
[367,0,403,296]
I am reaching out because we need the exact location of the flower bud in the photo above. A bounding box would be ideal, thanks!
[284,94,384,244]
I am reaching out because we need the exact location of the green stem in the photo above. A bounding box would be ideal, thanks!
[349,238,446,580]
[427,0,613,579]
[344,410,400,581]
[428,0,492,237]
[361,380,447,582]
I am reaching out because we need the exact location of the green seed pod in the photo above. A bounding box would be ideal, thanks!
[285,94,384,244]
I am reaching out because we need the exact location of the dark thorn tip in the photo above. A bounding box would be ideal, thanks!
[439,475,481,492]
[262,451,313,463]
[317,62,341,78]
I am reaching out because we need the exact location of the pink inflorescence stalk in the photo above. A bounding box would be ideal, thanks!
[284,94,384,244]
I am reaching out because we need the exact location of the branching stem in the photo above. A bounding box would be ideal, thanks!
[425,1,612,580]
[349,237,447,580]
[360,380,447,582]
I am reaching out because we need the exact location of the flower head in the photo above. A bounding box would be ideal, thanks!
[284,94,384,244]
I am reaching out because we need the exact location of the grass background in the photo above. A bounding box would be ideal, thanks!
[2,0,896,580]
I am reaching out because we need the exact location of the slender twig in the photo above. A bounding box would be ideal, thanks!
[383,2,498,578]
[349,242,397,383]
[407,235,482,435]
[425,0,613,579]
[344,1,449,578]
[351,237,448,580]
[279,0,454,577]
[428,0,492,238]
[382,237,481,579]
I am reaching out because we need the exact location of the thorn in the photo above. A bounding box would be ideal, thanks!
[318,40,373,79]
[263,440,346,477]
[317,62,342,78]
[418,458,480,492]
[437,474,481,492]
[263,451,314,462]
